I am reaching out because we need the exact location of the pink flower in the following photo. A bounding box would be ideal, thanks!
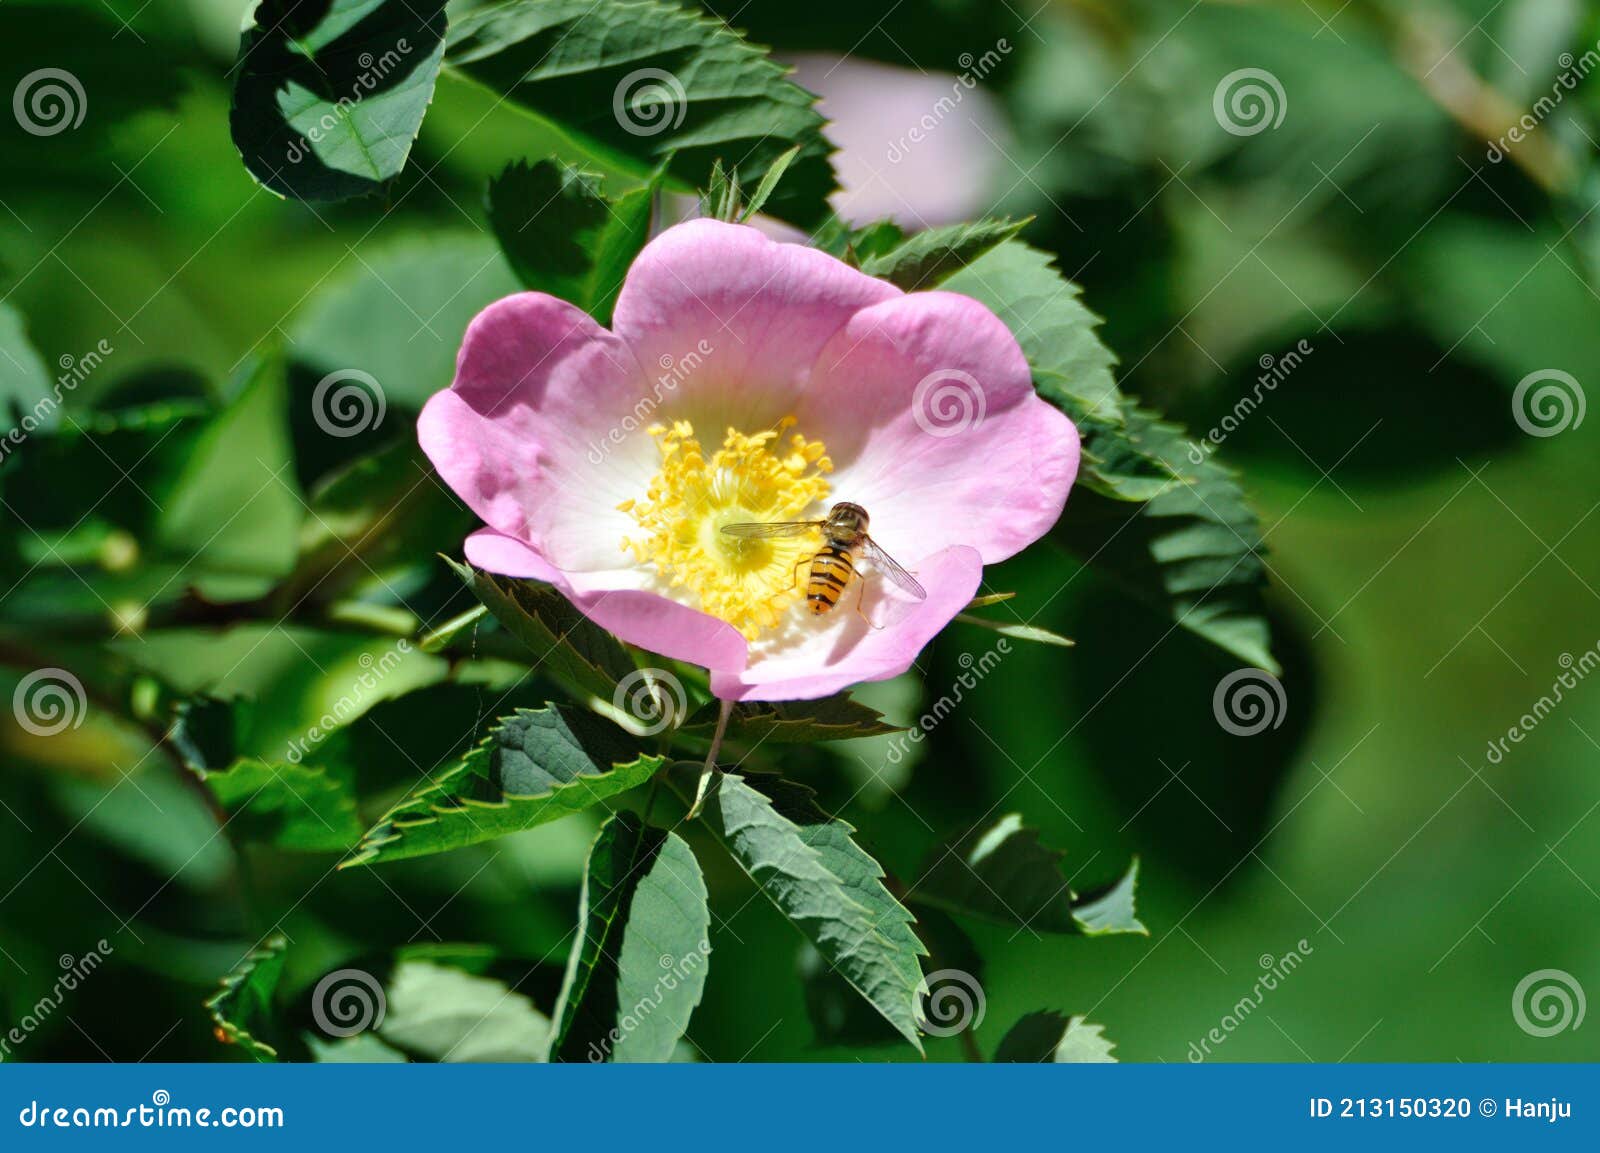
[419,220,1079,701]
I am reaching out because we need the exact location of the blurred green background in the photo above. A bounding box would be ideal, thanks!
[2,0,1599,1062]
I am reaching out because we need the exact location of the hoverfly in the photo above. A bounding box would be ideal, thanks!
[720,502,926,620]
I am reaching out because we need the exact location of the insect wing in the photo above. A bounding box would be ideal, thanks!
[861,535,927,600]
[719,520,824,540]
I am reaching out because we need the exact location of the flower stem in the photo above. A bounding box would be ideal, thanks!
[686,698,733,819]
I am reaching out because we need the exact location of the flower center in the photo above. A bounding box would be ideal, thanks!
[619,417,830,639]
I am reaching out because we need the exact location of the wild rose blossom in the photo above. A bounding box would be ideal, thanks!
[419,219,1079,701]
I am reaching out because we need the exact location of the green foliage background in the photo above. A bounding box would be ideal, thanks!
[2,0,1599,1062]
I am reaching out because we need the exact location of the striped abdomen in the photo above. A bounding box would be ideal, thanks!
[806,544,856,615]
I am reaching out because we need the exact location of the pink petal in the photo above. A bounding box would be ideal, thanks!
[610,219,901,431]
[710,546,983,701]
[418,293,651,572]
[795,290,1080,565]
[464,529,748,672]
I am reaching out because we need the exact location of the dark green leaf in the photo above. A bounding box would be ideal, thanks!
[345,705,661,867]
[204,760,364,853]
[952,613,1074,647]
[911,814,1144,936]
[446,0,835,227]
[858,218,1029,291]
[682,768,926,1051]
[1058,406,1278,673]
[680,694,903,745]
[739,144,801,222]
[231,0,449,201]
[994,1011,1118,1062]
[551,812,710,1062]
[152,354,302,601]
[205,936,289,1063]
[445,557,638,701]
[486,159,655,326]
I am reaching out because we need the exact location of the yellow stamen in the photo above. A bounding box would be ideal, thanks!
[621,416,831,639]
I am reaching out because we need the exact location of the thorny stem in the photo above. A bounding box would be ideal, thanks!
[686,698,733,819]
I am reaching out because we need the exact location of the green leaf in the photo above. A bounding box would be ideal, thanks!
[738,144,801,222]
[293,439,473,605]
[152,354,302,601]
[858,218,1029,291]
[205,936,289,1063]
[445,557,638,702]
[1059,406,1278,673]
[942,240,1176,501]
[230,0,449,201]
[204,759,365,853]
[486,159,656,326]
[345,705,662,867]
[551,812,710,1062]
[938,237,1274,670]
[446,0,835,227]
[911,814,1144,936]
[378,959,551,1061]
[289,234,522,410]
[0,302,55,431]
[683,768,927,1051]
[680,694,903,745]
[952,613,1075,648]
[994,1011,1118,1062]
